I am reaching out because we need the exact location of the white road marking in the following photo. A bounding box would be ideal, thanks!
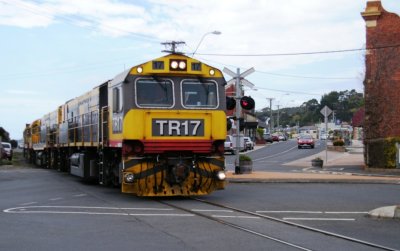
[257,211,323,214]
[252,145,298,162]
[49,197,63,201]
[129,214,194,217]
[3,205,179,217]
[212,215,260,219]
[283,218,355,221]
[257,210,367,214]
[73,194,87,197]
[192,209,233,213]
[325,211,368,214]
[19,202,37,206]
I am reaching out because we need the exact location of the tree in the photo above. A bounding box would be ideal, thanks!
[0,127,10,142]
[255,89,364,128]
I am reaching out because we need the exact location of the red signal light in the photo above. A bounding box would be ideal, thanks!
[240,96,255,110]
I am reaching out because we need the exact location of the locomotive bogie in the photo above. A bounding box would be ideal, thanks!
[122,157,226,196]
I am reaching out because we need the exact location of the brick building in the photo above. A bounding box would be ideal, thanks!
[361,0,400,168]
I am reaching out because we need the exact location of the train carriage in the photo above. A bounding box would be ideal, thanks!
[24,53,227,196]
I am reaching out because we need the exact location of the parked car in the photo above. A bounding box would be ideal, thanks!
[278,133,287,141]
[1,142,13,160]
[320,133,328,140]
[263,134,273,143]
[224,135,235,155]
[297,134,315,149]
[271,134,279,142]
[243,137,254,150]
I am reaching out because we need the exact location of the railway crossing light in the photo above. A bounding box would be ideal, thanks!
[240,96,255,110]
[226,97,236,110]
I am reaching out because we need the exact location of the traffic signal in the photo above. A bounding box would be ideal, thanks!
[226,97,236,110]
[240,96,255,110]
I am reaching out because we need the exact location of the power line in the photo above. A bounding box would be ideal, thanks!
[195,44,400,57]
[0,0,160,43]
[256,70,357,80]
[195,56,357,81]
[255,86,322,96]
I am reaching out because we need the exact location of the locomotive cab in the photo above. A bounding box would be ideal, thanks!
[109,54,227,196]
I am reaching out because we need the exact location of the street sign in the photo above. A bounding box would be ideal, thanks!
[320,105,332,164]
[320,105,332,116]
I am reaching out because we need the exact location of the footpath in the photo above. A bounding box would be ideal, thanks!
[226,141,400,219]
[227,141,400,184]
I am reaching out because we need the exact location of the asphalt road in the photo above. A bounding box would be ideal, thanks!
[1,164,399,251]
[225,139,326,172]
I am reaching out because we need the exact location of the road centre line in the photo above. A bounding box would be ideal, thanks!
[73,194,87,197]
[49,197,63,201]
[252,145,298,162]
[19,202,38,206]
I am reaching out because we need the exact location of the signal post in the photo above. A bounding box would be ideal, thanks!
[223,67,255,174]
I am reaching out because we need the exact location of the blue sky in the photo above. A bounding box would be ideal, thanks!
[0,0,399,140]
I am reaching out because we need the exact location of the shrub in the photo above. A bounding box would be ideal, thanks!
[333,140,345,146]
[239,154,252,161]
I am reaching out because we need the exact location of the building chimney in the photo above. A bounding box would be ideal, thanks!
[361,0,382,28]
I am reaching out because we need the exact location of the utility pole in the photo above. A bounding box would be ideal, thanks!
[266,98,274,133]
[276,104,280,131]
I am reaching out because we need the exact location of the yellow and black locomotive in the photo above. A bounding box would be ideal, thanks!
[24,53,227,196]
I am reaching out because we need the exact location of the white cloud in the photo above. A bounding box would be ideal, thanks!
[0,0,53,28]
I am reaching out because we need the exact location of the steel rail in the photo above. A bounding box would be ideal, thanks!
[158,200,312,251]
[193,198,399,251]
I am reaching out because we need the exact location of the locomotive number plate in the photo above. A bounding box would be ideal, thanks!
[152,119,204,136]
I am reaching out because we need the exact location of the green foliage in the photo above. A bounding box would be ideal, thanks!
[239,154,252,161]
[256,128,264,139]
[333,140,345,146]
[255,89,364,128]
[0,127,10,142]
[366,137,400,168]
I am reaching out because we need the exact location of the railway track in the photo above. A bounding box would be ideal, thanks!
[158,197,398,251]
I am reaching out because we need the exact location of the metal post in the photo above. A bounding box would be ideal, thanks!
[325,109,328,164]
[235,68,241,174]
[396,143,400,169]
[276,104,280,131]
[266,98,273,134]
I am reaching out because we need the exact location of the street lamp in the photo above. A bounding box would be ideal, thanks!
[192,30,221,56]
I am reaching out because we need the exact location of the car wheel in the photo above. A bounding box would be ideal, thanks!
[298,146,301,149]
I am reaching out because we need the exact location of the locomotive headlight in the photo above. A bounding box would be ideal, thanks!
[170,61,178,69]
[209,69,215,76]
[178,61,186,69]
[124,173,135,183]
[216,171,226,181]
[137,67,143,73]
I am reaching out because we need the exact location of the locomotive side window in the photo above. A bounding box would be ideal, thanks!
[112,87,123,113]
[135,78,174,108]
[181,80,218,109]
